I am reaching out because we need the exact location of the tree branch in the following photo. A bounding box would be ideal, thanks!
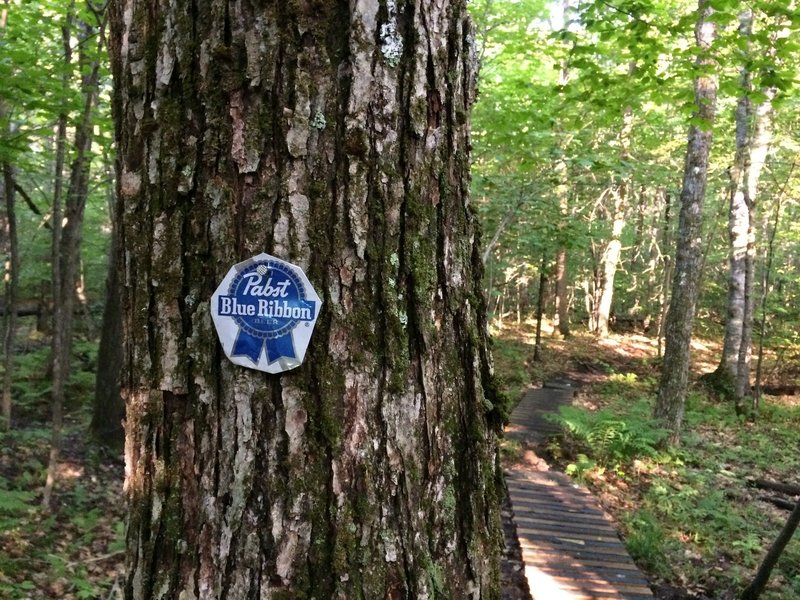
[13,182,51,229]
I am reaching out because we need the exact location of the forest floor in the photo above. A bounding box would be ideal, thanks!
[492,319,800,600]
[0,415,126,598]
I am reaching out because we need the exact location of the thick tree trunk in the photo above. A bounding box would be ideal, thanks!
[654,0,717,445]
[110,1,502,598]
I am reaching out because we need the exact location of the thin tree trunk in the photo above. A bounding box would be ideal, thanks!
[740,500,800,599]
[657,191,673,358]
[110,1,502,597]
[735,87,775,410]
[595,92,634,338]
[554,0,572,339]
[482,196,522,265]
[91,164,124,448]
[655,0,717,445]
[754,162,794,410]
[555,248,569,337]
[1,159,17,430]
[45,12,105,508]
[534,256,547,362]
[42,13,72,508]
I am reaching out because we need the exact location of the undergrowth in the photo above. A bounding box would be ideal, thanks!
[0,338,125,599]
[552,370,800,598]
[490,327,800,599]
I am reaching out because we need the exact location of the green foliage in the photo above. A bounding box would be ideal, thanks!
[1,340,100,420]
[584,376,800,597]
[553,399,669,472]
[0,422,125,599]
[622,509,672,578]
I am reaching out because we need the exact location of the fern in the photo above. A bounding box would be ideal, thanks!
[552,401,670,471]
[0,487,36,514]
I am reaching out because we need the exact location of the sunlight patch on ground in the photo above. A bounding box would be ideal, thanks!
[524,565,586,600]
[58,462,85,480]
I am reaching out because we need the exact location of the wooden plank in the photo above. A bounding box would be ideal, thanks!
[524,567,652,596]
[505,385,653,598]
[514,514,622,537]
[509,501,611,525]
[522,558,650,583]
[522,545,639,563]
[522,551,645,573]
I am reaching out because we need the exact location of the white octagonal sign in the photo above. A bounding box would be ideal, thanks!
[211,253,322,374]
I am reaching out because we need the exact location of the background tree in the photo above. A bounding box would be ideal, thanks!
[110,0,503,597]
[654,0,718,444]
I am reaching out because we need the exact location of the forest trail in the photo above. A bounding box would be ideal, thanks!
[504,383,654,600]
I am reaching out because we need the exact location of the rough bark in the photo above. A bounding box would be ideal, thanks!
[110,0,502,598]
[654,0,717,444]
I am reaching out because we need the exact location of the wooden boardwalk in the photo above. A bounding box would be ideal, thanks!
[504,386,654,600]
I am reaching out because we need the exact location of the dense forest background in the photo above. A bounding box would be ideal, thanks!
[1,0,800,597]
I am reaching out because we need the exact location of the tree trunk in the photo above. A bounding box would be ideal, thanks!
[44,14,104,508]
[554,0,571,339]
[91,169,124,448]
[740,500,800,599]
[754,162,794,409]
[735,87,775,410]
[1,159,17,431]
[654,0,717,445]
[657,190,673,357]
[534,256,547,362]
[594,97,633,338]
[718,92,750,380]
[0,6,17,432]
[110,1,502,598]
[555,247,569,337]
[42,15,71,508]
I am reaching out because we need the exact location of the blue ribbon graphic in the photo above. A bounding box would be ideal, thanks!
[232,330,296,364]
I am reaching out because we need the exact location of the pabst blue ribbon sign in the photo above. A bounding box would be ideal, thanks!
[211,253,322,374]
